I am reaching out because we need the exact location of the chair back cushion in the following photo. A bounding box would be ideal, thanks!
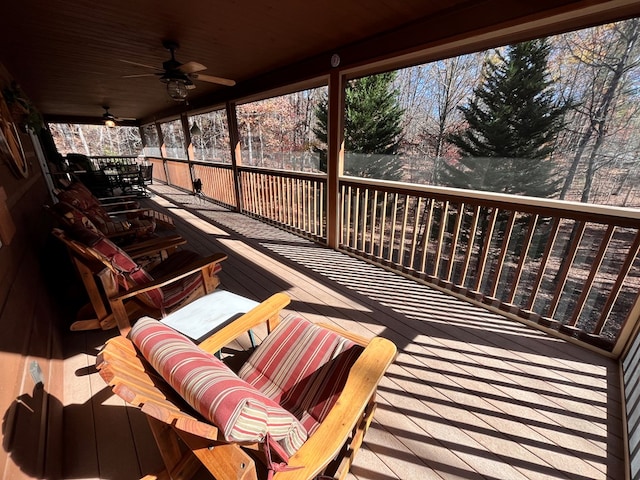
[239,315,364,435]
[129,317,307,457]
[59,181,101,209]
[88,237,164,308]
[52,201,103,246]
[57,182,114,228]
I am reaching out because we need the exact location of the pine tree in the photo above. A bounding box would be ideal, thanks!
[441,39,567,197]
[313,72,404,180]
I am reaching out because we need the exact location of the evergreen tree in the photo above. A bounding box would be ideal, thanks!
[441,39,567,197]
[313,72,404,180]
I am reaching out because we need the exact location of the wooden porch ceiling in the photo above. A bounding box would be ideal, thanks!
[1,0,640,125]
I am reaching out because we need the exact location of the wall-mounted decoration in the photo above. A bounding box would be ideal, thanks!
[1,81,44,133]
[0,90,28,179]
[0,186,16,245]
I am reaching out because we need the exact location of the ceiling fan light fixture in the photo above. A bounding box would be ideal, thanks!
[102,106,117,127]
[167,78,188,101]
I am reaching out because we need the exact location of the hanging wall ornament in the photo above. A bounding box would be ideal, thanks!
[0,90,28,179]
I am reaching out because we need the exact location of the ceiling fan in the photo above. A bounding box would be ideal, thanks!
[121,40,236,101]
[102,106,135,127]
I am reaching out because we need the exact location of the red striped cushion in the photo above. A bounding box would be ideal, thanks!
[239,315,364,434]
[129,317,307,457]
[89,237,164,308]
[58,182,102,211]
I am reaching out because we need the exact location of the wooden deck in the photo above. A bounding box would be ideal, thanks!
[61,184,625,480]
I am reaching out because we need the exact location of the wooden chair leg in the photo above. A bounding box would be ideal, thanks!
[146,417,202,480]
[176,430,258,480]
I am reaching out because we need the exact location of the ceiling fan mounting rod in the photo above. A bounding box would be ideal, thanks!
[162,40,180,56]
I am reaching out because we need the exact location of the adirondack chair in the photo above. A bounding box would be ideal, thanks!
[55,181,175,239]
[52,225,226,333]
[96,293,397,480]
[52,228,186,331]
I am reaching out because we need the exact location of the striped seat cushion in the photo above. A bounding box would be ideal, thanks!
[239,314,364,434]
[129,318,307,457]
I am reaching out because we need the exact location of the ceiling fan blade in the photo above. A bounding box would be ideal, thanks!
[119,59,161,70]
[179,61,207,74]
[192,73,236,87]
[122,73,158,78]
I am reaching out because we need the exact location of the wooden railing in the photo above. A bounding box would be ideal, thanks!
[339,177,640,354]
[147,157,167,184]
[146,157,640,353]
[239,167,326,240]
[192,162,237,209]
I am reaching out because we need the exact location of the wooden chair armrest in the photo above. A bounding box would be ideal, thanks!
[107,207,151,216]
[124,234,186,258]
[197,293,291,355]
[100,200,139,210]
[275,336,397,479]
[98,194,140,202]
[109,253,227,303]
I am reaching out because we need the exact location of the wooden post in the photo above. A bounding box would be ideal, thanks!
[326,70,345,249]
[226,101,243,212]
[180,113,196,190]
[155,121,170,184]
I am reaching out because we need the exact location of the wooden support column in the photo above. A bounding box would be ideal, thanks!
[180,113,196,189]
[226,101,243,212]
[155,121,170,183]
[326,70,345,249]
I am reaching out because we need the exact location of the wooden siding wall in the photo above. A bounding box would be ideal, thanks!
[0,63,63,479]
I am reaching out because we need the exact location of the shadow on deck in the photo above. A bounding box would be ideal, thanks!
[57,184,623,480]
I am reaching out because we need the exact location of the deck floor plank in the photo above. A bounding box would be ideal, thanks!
[60,184,625,480]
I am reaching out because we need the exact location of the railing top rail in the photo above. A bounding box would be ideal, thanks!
[238,165,327,181]
[191,160,233,168]
[341,176,640,226]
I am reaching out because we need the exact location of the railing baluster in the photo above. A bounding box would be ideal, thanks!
[345,186,352,247]
[278,175,284,223]
[311,181,317,235]
[398,195,411,267]
[319,181,324,238]
[388,194,399,262]
[409,197,423,270]
[370,190,378,256]
[567,224,615,327]
[361,188,369,252]
[433,201,450,278]
[547,221,586,319]
[306,179,311,232]
[489,211,516,299]
[446,202,465,283]
[353,187,361,250]
[474,207,498,292]
[460,205,481,288]
[378,192,388,259]
[419,198,435,274]
[594,229,640,335]
[525,216,561,311]
[506,214,539,304]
